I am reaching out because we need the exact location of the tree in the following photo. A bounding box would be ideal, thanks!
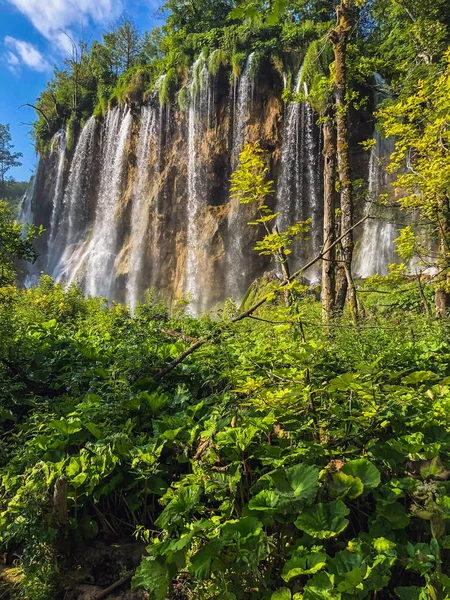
[0,201,40,285]
[140,27,164,63]
[379,50,450,317]
[329,0,359,324]
[0,125,22,197]
[231,142,310,307]
[162,0,234,34]
[103,16,143,74]
[321,108,337,321]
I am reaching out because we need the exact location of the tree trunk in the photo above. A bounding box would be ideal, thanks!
[52,476,69,555]
[321,111,336,322]
[329,0,358,323]
[435,210,450,317]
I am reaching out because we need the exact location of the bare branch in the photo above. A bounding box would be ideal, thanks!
[18,104,51,129]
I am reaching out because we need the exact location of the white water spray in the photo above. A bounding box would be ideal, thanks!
[84,108,132,298]
[356,74,397,277]
[127,106,157,311]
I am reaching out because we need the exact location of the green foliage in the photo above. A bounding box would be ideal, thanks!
[0,124,22,195]
[1,180,28,216]
[300,38,334,113]
[0,201,42,285]
[231,142,310,269]
[2,272,450,598]
[159,68,179,106]
[208,48,228,75]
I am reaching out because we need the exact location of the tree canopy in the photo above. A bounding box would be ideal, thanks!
[0,124,22,196]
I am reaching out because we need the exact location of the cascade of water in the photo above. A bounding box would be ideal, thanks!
[356,74,396,277]
[184,56,212,311]
[50,117,97,282]
[185,58,203,306]
[275,69,323,277]
[17,175,38,287]
[276,68,303,231]
[18,174,36,233]
[226,53,255,301]
[232,53,255,170]
[47,130,66,257]
[84,108,132,298]
[127,106,157,311]
[303,82,321,256]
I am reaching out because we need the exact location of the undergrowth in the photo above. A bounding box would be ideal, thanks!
[1,276,450,599]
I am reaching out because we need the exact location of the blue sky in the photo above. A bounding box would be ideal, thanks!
[0,0,163,182]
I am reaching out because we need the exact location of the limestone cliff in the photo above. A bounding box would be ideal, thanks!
[24,61,389,313]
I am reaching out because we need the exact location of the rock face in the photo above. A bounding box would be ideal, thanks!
[23,63,394,313]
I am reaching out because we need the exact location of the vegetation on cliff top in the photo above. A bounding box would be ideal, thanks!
[31,0,450,151]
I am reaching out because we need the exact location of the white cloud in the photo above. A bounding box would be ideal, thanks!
[6,0,124,52]
[5,36,51,72]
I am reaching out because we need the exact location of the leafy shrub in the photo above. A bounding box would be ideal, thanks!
[2,275,450,598]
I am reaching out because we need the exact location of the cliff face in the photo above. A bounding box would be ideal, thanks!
[24,63,393,313]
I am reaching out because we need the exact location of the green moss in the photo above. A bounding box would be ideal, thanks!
[109,67,150,106]
[249,52,262,82]
[177,85,189,111]
[66,113,77,152]
[231,51,246,78]
[208,49,228,76]
[158,68,178,106]
[271,53,285,86]
[93,97,108,118]
[299,39,334,114]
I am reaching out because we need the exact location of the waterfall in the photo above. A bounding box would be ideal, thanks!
[47,129,66,260]
[66,117,97,246]
[276,68,303,231]
[50,117,96,282]
[185,56,211,310]
[275,70,322,277]
[127,106,157,311]
[356,74,396,278]
[84,108,132,298]
[227,53,255,301]
[17,175,38,287]
[232,53,254,170]
[18,174,36,233]
[303,82,321,257]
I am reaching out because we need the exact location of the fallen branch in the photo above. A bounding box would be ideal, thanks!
[95,571,134,599]
[162,329,199,343]
[152,216,368,381]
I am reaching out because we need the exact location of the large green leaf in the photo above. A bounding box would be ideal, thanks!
[282,550,327,581]
[271,588,291,600]
[341,459,381,491]
[377,501,410,529]
[50,417,83,436]
[189,538,224,580]
[295,501,350,539]
[155,485,202,530]
[401,371,439,385]
[329,472,364,499]
[259,463,319,502]
[248,490,279,512]
[303,572,341,599]
[328,550,369,594]
[131,557,170,599]
[222,516,263,543]
[328,550,365,577]
[395,587,427,600]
